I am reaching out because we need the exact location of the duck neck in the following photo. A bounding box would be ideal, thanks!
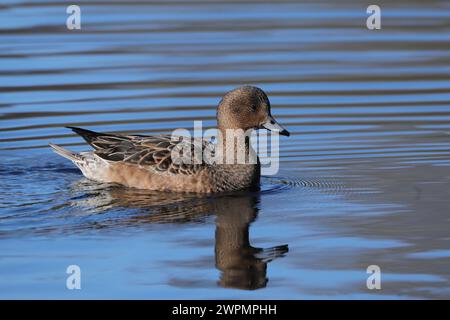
[216,127,257,166]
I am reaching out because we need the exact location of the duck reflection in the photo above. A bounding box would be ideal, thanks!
[214,196,288,290]
[70,179,288,290]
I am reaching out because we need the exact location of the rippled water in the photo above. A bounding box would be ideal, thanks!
[1,0,450,299]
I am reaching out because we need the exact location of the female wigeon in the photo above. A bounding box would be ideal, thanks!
[50,86,289,193]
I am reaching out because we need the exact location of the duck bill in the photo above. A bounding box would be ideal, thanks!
[261,116,290,136]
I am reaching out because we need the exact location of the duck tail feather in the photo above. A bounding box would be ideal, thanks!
[66,126,105,145]
[49,143,84,163]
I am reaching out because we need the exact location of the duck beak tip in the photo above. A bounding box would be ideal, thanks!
[261,116,290,137]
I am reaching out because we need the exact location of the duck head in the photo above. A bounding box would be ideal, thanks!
[217,86,290,136]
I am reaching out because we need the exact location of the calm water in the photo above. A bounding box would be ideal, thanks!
[1,0,450,299]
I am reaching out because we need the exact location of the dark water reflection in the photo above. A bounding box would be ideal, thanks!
[1,0,450,298]
[214,195,288,290]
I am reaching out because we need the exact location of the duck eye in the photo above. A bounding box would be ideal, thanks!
[250,105,257,111]
[232,106,240,113]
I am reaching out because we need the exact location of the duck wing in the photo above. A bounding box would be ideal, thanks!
[68,126,213,175]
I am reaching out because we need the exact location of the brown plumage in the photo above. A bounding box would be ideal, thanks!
[50,86,289,193]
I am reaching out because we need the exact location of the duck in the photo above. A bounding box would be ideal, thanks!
[49,86,289,193]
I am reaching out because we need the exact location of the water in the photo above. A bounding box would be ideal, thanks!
[1,0,450,299]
